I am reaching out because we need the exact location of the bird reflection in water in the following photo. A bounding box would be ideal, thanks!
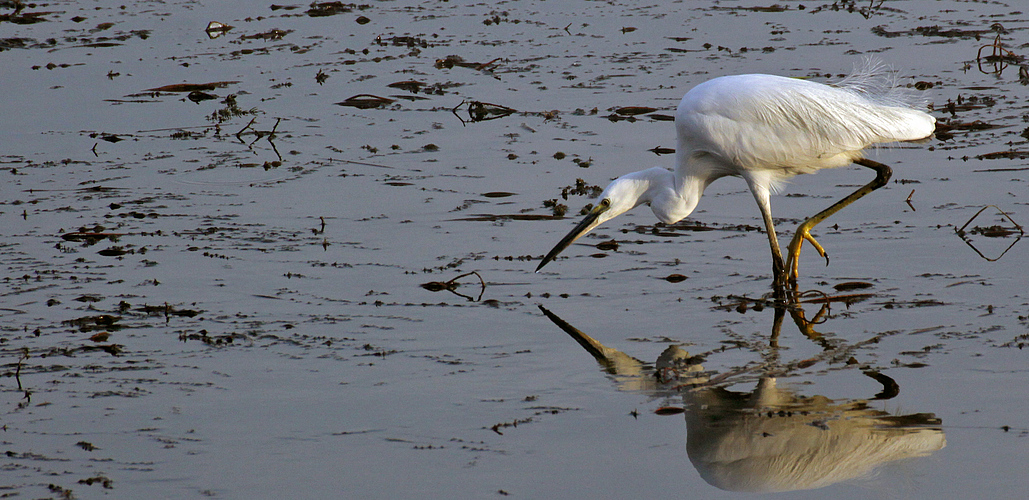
[538,302,945,493]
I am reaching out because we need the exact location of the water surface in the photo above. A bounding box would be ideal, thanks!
[2,0,1028,497]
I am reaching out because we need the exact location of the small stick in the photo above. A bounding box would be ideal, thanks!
[956,205,1024,235]
[475,57,502,71]
[236,117,256,142]
[15,347,28,391]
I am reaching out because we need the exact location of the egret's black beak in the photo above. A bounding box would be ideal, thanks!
[535,202,608,272]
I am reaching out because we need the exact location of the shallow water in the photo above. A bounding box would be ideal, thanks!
[2,0,1029,497]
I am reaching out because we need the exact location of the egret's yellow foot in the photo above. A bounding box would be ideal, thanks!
[786,226,830,282]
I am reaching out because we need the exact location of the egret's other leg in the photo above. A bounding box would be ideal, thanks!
[786,158,893,283]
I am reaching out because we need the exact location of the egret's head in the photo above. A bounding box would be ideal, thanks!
[535,175,651,272]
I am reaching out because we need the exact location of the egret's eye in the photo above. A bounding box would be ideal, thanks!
[599,199,611,208]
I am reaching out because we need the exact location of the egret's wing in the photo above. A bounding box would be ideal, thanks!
[678,74,935,175]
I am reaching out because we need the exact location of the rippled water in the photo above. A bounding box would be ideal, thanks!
[2,0,1028,498]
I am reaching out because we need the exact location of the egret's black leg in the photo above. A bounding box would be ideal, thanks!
[748,180,789,288]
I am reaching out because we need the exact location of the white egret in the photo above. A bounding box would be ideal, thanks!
[535,64,935,286]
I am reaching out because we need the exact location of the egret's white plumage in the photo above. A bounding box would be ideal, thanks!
[680,73,933,174]
[536,63,935,286]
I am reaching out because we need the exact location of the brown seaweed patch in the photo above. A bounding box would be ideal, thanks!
[559,179,602,200]
[179,330,249,346]
[387,80,425,93]
[145,81,239,93]
[138,303,202,318]
[62,232,125,244]
[0,10,54,24]
[307,2,370,17]
[336,94,395,109]
[614,106,658,116]
[78,475,114,489]
[63,315,121,332]
[241,29,293,41]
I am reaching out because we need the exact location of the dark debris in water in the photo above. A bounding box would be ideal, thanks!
[879,299,948,309]
[178,330,249,346]
[490,417,533,435]
[466,101,515,122]
[78,475,114,489]
[335,94,395,109]
[145,81,239,93]
[632,220,763,236]
[61,232,125,244]
[204,21,232,38]
[387,80,425,93]
[559,179,602,200]
[833,281,873,291]
[433,54,500,70]
[968,225,1021,238]
[63,315,121,332]
[305,2,371,17]
[420,271,486,302]
[138,303,201,318]
[542,199,567,216]
[241,28,293,41]
[871,25,996,40]
[188,90,219,103]
[99,133,124,143]
[614,106,658,116]
[97,246,130,257]
[0,9,52,25]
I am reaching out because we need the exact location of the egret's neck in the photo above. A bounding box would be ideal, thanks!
[629,167,702,225]
[664,153,720,223]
